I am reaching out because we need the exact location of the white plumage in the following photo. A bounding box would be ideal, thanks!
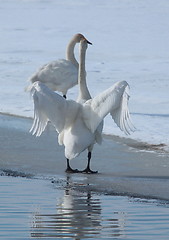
[30,39,135,173]
[27,33,91,98]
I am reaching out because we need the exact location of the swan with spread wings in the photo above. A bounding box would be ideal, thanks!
[29,38,135,173]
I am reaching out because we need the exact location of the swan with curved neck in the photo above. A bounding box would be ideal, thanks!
[27,33,90,98]
[30,38,135,173]
[66,33,80,68]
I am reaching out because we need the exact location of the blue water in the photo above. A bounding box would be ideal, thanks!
[1,175,169,239]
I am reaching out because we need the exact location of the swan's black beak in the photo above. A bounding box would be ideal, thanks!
[86,40,92,45]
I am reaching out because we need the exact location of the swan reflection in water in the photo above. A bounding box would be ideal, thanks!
[31,177,126,239]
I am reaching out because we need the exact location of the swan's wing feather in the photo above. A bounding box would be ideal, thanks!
[28,59,78,93]
[30,82,67,136]
[83,81,135,135]
[111,86,135,135]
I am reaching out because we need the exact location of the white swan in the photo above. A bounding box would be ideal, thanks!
[26,33,91,98]
[30,39,135,173]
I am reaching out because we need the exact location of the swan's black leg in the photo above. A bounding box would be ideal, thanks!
[65,159,80,173]
[81,152,98,174]
[63,95,66,99]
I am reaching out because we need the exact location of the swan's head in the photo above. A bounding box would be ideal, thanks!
[74,33,92,45]
[79,38,91,52]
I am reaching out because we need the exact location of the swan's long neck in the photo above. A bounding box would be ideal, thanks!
[66,39,78,68]
[77,43,91,103]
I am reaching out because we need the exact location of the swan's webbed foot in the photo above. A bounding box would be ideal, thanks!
[81,167,98,174]
[65,159,80,173]
[80,152,98,174]
[65,167,80,173]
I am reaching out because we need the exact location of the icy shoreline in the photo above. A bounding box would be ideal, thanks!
[1,111,168,154]
[0,113,169,201]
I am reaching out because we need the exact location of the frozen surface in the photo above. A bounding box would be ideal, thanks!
[1,114,169,201]
[0,0,169,148]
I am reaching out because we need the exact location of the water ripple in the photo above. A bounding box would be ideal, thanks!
[1,176,169,239]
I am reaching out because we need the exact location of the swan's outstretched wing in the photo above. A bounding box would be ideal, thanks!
[30,81,79,136]
[83,81,135,135]
[27,59,78,94]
